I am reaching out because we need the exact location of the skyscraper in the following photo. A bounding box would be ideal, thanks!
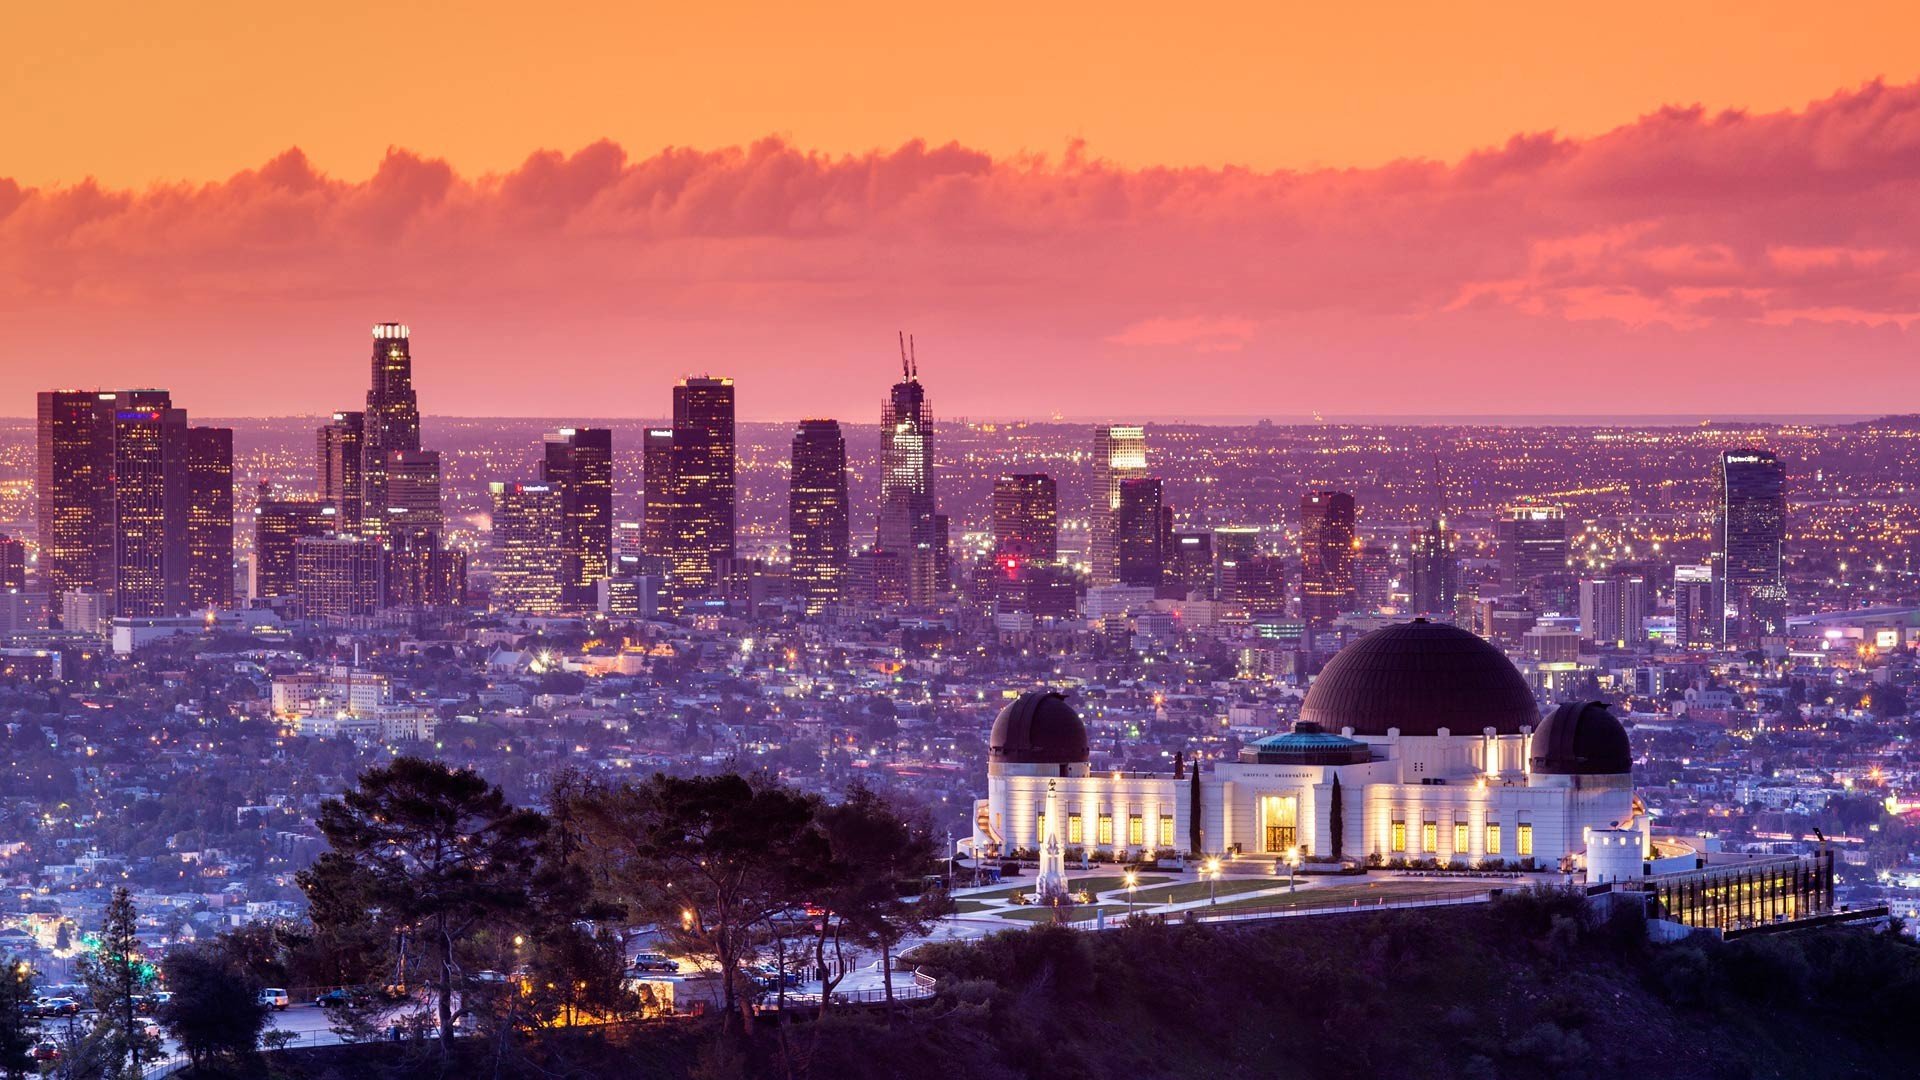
[1674,564,1716,649]
[992,474,1058,568]
[0,536,23,592]
[253,498,338,602]
[1715,449,1787,644]
[1299,490,1357,625]
[383,450,443,539]
[1116,477,1165,589]
[1091,424,1148,585]
[877,343,941,604]
[1498,505,1569,592]
[1167,531,1213,599]
[295,535,382,623]
[666,378,735,603]
[317,411,365,533]
[542,428,614,609]
[360,323,422,541]
[36,391,114,612]
[790,419,850,615]
[490,482,564,614]
[641,427,675,557]
[186,426,234,610]
[110,398,190,617]
[1212,526,1261,603]
[1355,544,1392,611]
[1408,518,1458,618]
[385,530,468,610]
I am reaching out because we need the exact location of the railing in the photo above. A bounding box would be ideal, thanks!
[1063,887,1499,930]
[774,968,938,1008]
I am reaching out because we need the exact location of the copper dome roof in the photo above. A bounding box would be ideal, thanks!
[989,690,1090,764]
[1299,620,1541,737]
[1530,701,1632,775]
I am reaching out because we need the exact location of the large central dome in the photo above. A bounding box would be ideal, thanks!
[1299,620,1541,737]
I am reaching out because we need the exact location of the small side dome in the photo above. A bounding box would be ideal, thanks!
[1530,701,1632,775]
[989,690,1090,764]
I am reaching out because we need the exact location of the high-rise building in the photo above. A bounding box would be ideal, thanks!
[1212,526,1262,603]
[1115,477,1165,589]
[1408,518,1458,618]
[876,347,942,604]
[1715,449,1787,645]
[641,428,675,557]
[790,420,850,615]
[110,398,190,617]
[542,428,614,610]
[1579,574,1653,648]
[992,474,1058,568]
[1498,505,1569,592]
[1167,531,1213,599]
[186,426,234,610]
[1355,544,1393,611]
[382,449,443,539]
[317,411,365,533]
[489,482,565,614]
[253,499,338,601]
[666,378,735,602]
[1090,425,1148,585]
[36,391,114,612]
[384,530,468,610]
[1299,490,1357,625]
[360,323,422,541]
[295,535,383,623]
[1674,564,1716,649]
[0,535,25,591]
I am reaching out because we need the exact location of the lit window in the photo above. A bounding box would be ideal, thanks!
[1486,823,1501,854]
[1454,822,1470,852]
[1391,820,1406,853]
[1422,822,1437,853]
[1159,815,1174,848]
[1067,814,1083,845]
[1517,824,1534,857]
[1128,814,1145,846]
[1097,814,1114,846]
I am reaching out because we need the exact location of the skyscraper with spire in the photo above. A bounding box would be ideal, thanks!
[876,334,943,604]
[359,323,425,541]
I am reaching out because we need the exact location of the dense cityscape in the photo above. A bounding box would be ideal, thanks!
[0,319,1915,1077]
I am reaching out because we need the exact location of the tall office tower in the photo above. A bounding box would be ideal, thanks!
[186,427,234,610]
[1090,424,1148,585]
[0,535,25,591]
[1299,490,1357,625]
[1168,531,1213,598]
[992,474,1058,568]
[489,482,565,614]
[317,411,365,533]
[1618,573,1650,646]
[790,420,850,615]
[666,377,735,601]
[1236,553,1290,616]
[1355,544,1393,611]
[1674,564,1716,649]
[1115,477,1165,588]
[641,427,675,556]
[360,323,422,541]
[36,391,115,612]
[541,428,614,610]
[1497,505,1569,591]
[110,399,190,617]
[294,535,383,623]
[876,343,941,604]
[253,499,338,601]
[1212,526,1262,602]
[1408,518,1458,618]
[1715,449,1787,645]
[379,449,444,541]
[384,530,468,609]
[1578,578,1622,645]
[616,521,647,561]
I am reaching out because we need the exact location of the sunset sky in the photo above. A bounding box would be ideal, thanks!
[4,1,1918,419]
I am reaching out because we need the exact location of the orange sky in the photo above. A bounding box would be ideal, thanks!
[8,1,1920,187]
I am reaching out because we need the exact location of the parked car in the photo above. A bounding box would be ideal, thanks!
[630,952,680,973]
[32,997,80,1018]
[32,1042,58,1062]
[750,964,803,989]
[258,987,290,1011]
[315,988,368,1008]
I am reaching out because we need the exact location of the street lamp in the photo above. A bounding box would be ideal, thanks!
[1205,857,1221,905]
[1286,847,1300,892]
[1124,871,1138,923]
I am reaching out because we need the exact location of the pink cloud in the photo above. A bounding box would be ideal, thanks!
[4,80,1920,418]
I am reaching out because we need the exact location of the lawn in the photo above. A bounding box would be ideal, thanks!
[955,874,1169,902]
[998,904,1134,924]
[952,899,996,914]
[1133,877,1287,905]
[1197,879,1493,915]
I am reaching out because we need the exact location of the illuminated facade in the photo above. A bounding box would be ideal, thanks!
[543,427,614,610]
[36,391,115,613]
[667,378,735,603]
[1090,424,1148,585]
[317,411,365,533]
[992,474,1058,567]
[295,535,383,623]
[790,419,850,615]
[1497,504,1569,593]
[253,499,338,602]
[1408,518,1457,618]
[490,482,565,614]
[1300,490,1357,625]
[382,449,443,539]
[1115,477,1165,589]
[359,323,422,541]
[877,351,943,604]
[1715,449,1787,645]
[186,426,234,610]
[641,427,675,558]
[110,397,190,617]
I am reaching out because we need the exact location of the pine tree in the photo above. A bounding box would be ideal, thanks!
[81,886,146,1078]
[0,957,37,1080]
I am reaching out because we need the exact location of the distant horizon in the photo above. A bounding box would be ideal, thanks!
[0,411,1888,428]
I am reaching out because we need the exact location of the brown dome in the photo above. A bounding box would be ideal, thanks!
[1300,620,1541,737]
[989,690,1090,764]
